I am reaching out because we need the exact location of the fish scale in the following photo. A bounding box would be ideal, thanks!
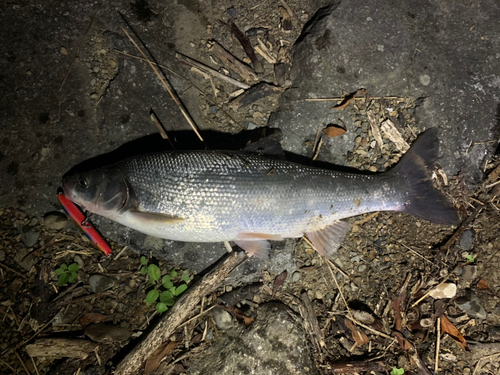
[119,151,405,242]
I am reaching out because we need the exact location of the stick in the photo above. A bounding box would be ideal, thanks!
[305,96,402,102]
[15,351,31,375]
[121,27,204,142]
[176,53,250,90]
[299,292,325,351]
[440,206,480,253]
[60,13,96,91]
[114,251,247,375]
[328,360,385,374]
[227,19,263,73]
[435,317,441,373]
[0,262,27,279]
[209,40,258,82]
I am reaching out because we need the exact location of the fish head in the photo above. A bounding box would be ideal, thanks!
[62,168,129,217]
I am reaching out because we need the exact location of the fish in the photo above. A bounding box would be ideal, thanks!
[61,129,458,259]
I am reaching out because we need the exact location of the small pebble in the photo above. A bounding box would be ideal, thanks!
[73,255,84,269]
[212,307,233,330]
[455,290,487,319]
[460,230,475,251]
[291,271,301,282]
[43,212,68,230]
[0,250,5,262]
[226,7,237,17]
[89,274,115,294]
[21,231,39,247]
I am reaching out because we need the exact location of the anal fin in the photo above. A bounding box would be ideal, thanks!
[234,240,270,259]
[306,221,351,258]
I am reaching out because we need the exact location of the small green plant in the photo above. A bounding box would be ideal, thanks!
[55,263,79,286]
[466,254,475,263]
[390,367,404,375]
[140,256,190,313]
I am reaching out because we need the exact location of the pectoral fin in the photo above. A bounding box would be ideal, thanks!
[306,221,351,258]
[130,210,184,224]
[234,240,270,259]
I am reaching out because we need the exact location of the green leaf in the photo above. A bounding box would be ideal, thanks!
[165,298,175,306]
[140,266,148,275]
[169,287,176,295]
[466,254,475,263]
[145,289,160,305]
[390,367,404,375]
[68,263,79,272]
[159,290,173,303]
[170,270,177,277]
[175,284,188,296]
[156,302,168,313]
[140,256,148,265]
[146,279,156,289]
[148,264,161,282]
[181,274,190,282]
[55,268,65,276]
[58,273,70,286]
[68,272,78,283]
[60,263,68,270]
[163,280,174,289]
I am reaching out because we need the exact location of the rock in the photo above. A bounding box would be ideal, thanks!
[73,255,84,269]
[208,105,219,114]
[0,249,5,262]
[269,1,500,187]
[246,121,258,130]
[21,230,39,247]
[292,270,301,282]
[455,290,487,320]
[226,7,237,17]
[460,230,475,251]
[429,283,457,299]
[212,307,234,330]
[189,302,319,375]
[88,274,115,294]
[43,212,68,230]
[461,265,478,281]
[84,323,131,342]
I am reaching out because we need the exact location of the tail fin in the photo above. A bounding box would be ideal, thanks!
[391,129,459,225]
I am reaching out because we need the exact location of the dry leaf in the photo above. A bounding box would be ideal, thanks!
[272,270,288,297]
[78,313,107,326]
[227,307,254,326]
[145,340,177,373]
[323,125,346,138]
[392,292,406,332]
[477,279,490,290]
[331,88,366,109]
[392,331,412,350]
[441,315,469,351]
[344,319,369,345]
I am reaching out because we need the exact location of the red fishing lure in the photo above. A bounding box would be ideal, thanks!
[58,192,112,256]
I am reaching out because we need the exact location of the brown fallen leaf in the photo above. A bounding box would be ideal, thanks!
[477,278,490,290]
[392,331,412,350]
[392,292,406,332]
[441,315,469,351]
[331,88,366,109]
[145,340,177,373]
[272,270,288,297]
[344,318,369,345]
[227,307,254,326]
[323,125,346,138]
[78,313,107,326]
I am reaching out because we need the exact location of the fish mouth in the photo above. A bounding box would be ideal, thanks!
[61,179,75,200]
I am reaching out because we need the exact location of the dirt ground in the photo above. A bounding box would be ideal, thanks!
[1,0,500,374]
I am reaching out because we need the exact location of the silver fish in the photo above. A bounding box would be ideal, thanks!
[62,129,458,258]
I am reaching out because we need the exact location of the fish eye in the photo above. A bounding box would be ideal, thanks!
[78,178,89,189]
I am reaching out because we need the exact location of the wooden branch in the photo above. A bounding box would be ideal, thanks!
[176,52,250,90]
[299,292,325,351]
[227,19,264,73]
[328,360,385,374]
[114,251,247,375]
[26,338,98,359]
[209,40,258,83]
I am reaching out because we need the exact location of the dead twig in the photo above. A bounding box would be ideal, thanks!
[60,13,96,91]
[176,52,251,90]
[435,317,441,372]
[121,27,204,142]
[0,262,27,279]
